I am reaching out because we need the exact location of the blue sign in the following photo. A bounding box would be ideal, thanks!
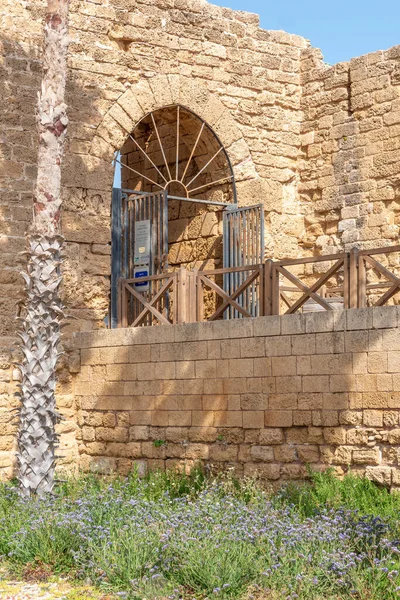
[134,267,150,291]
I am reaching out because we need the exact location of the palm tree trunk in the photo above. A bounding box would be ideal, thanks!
[17,0,70,496]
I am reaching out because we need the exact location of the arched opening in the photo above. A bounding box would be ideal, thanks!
[117,105,236,204]
[113,105,237,273]
[110,105,264,328]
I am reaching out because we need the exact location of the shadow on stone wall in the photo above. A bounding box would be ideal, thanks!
[74,308,400,489]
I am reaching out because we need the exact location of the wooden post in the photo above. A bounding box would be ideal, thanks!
[120,281,128,328]
[263,260,272,316]
[177,267,187,324]
[358,255,367,308]
[343,254,349,309]
[172,272,178,325]
[258,264,264,317]
[196,272,204,322]
[271,263,280,315]
[349,247,358,308]
[187,271,197,323]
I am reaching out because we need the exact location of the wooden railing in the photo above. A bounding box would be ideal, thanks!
[117,245,400,327]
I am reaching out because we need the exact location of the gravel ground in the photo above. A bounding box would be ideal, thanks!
[0,578,115,599]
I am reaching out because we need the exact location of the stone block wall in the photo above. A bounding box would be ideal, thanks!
[300,45,400,256]
[2,0,400,344]
[73,307,400,489]
[2,0,400,482]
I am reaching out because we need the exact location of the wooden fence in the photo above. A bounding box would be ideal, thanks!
[117,245,400,327]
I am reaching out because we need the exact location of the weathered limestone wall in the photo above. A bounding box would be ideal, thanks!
[2,0,400,337]
[300,46,400,256]
[73,308,400,489]
[1,0,400,479]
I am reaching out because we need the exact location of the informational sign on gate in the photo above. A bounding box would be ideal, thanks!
[134,266,150,292]
[134,220,151,266]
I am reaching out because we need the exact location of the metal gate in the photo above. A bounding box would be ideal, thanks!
[110,188,168,328]
[223,204,265,317]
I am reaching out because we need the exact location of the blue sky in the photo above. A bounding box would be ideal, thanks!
[210,0,400,65]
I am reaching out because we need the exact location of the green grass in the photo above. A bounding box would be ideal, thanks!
[274,468,400,528]
[0,468,400,599]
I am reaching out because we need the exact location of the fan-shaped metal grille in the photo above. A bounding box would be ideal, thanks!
[115,105,236,204]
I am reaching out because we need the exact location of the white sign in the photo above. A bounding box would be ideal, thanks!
[134,266,150,292]
[134,220,151,266]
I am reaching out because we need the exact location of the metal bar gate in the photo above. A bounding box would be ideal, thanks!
[110,188,168,328]
[223,204,265,318]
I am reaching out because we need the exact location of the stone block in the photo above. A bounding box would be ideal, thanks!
[265,336,291,356]
[293,410,312,426]
[305,311,335,333]
[274,445,297,463]
[203,395,228,411]
[240,338,265,358]
[95,427,129,443]
[207,341,221,359]
[323,393,348,410]
[185,443,209,460]
[265,410,292,427]
[241,393,268,410]
[253,316,281,337]
[292,334,316,355]
[214,411,242,427]
[221,339,241,359]
[176,361,196,380]
[297,445,320,463]
[324,427,346,445]
[315,332,344,354]
[90,457,116,474]
[339,410,363,425]
[286,427,308,444]
[272,356,296,376]
[209,444,238,462]
[269,394,297,410]
[383,411,399,427]
[244,463,280,480]
[250,445,274,462]
[281,314,305,335]
[223,379,248,394]
[308,427,324,444]
[129,426,150,441]
[366,466,392,487]
[388,352,400,373]
[276,376,302,394]
[303,375,329,393]
[168,411,192,427]
[182,342,208,361]
[159,343,183,362]
[363,410,383,427]
[189,427,217,442]
[345,331,369,353]
[353,448,381,465]
[372,306,398,329]
[254,358,272,377]
[259,428,284,445]
[191,411,215,427]
[243,411,264,428]
[297,356,311,375]
[298,393,323,410]
[195,360,217,379]
[229,358,253,378]
[228,319,254,340]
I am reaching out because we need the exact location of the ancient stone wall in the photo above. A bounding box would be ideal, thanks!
[2,0,400,336]
[1,0,400,480]
[300,45,400,256]
[73,308,400,489]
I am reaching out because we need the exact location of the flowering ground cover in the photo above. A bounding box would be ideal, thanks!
[0,469,400,599]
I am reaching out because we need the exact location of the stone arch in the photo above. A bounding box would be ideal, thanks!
[89,74,258,194]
